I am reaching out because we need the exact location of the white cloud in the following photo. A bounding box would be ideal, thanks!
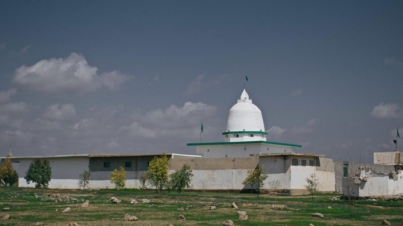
[0,102,28,113]
[306,119,318,126]
[267,126,286,136]
[290,89,302,97]
[371,103,403,118]
[124,102,217,138]
[0,130,33,142]
[0,89,17,102]
[14,53,129,93]
[43,104,76,121]
[384,58,402,68]
[185,75,205,95]
[291,126,313,134]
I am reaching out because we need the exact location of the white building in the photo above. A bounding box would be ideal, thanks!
[188,89,301,158]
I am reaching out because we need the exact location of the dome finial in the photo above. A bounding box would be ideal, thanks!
[240,89,249,100]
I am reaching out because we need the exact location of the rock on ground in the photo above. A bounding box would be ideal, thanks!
[178,214,186,220]
[239,214,248,221]
[69,223,79,226]
[124,214,138,221]
[222,220,235,226]
[311,213,324,218]
[130,199,138,204]
[231,202,238,209]
[177,207,184,211]
[81,200,89,208]
[327,206,332,209]
[237,211,246,216]
[142,199,150,203]
[209,206,216,210]
[2,214,10,220]
[110,197,121,203]
[382,220,391,225]
[35,222,44,226]
[62,207,71,213]
[309,224,314,226]
[3,207,10,211]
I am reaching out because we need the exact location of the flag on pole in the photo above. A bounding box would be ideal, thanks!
[245,75,248,81]
[398,128,400,138]
[201,123,204,133]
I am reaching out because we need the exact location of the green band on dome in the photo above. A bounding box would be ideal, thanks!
[222,131,268,135]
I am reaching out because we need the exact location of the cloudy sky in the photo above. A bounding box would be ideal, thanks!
[0,1,402,162]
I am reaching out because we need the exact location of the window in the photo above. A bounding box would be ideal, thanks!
[343,164,348,177]
[309,160,315,166]
[250,134,254,137]
[292,159,298,166]
[301,160,307,166]
[244,147,246,150]
[235,134,239,137]
[207,149,209,152]
[104,162,110,168]
[125,162,132,168]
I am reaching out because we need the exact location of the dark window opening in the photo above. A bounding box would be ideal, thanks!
[309,160,315,166]
[235,134,239,137]
[301,160,307,166]
[104,162,110,168]
[343,164,348,177]
[250,134,254,137]
[125,162,132,168]
[292,159,298,166]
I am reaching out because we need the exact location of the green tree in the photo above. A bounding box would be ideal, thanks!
[24,159,52,188]
[169,164,193,193]
[110,166,126,189]
[147,154,169,192]
[305,173,319,200]
[242,163,268,197]
[0,158,18,186]
[79,170,91,189]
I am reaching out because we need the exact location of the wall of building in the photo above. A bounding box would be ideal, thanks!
[195,144,294,158]
[17,157,89,189]
[334,161,395,193]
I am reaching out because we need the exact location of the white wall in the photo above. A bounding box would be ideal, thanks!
[18,157,89,189]
[196,144,294,158]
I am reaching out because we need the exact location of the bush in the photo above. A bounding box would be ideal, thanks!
[24,159,52,188]
[242,163,268,196]
[169,164,193,193]
[147,154,169,192]
[305,173,319,199]
[79,170,91,189]
[110,166,126,189]
[0,158,18,186]
[140,172,147,188]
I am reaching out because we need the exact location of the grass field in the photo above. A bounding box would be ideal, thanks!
[0,187,402,226]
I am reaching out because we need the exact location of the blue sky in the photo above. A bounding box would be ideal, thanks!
[0,1,402,162]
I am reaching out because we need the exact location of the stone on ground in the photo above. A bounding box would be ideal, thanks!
[209,206,216,210]
[62,207,71,213]
[311,212,324,218]
[178,214,186,220]
[3,207,10,211]
[69,223,79,226]
[177,207,184,211]
[81,200,89,208]
[35,222,44,226]
[382,220,391,225]
[130,199,138,204]
[237,211,246,216]
[142,199,150,203]
[309,224,314,226]
[231,202,238,209]
[222,219,235,226]
[110,197,121,203]
[2,214,10,220]
[124,214,138,221]
[239,214,248,221]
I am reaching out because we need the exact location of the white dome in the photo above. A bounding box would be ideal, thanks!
[226,89,265,132]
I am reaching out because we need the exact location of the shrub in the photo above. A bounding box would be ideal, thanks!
[305,173,319,199]
[24,159,52,188]
[79,170,91,189]
[0,158,18,186]
[140,171,148,188]
[169,164,193,193]
[110,166,126,189]
[242,163,268,196]
[147,154,169,192]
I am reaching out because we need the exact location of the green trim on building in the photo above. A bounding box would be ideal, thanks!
[222,131,268,135]
[187,141,302,148]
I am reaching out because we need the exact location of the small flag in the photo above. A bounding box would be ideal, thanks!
[201,123,204,133]
[398,128,400,138]
[245,75,248,81]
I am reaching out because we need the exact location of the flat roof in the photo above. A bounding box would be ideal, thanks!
[187,140,302,148]
[1,153,173,160]
[254,153,324,157]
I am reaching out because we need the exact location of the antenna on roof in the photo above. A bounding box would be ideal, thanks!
[7,144,13,157]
